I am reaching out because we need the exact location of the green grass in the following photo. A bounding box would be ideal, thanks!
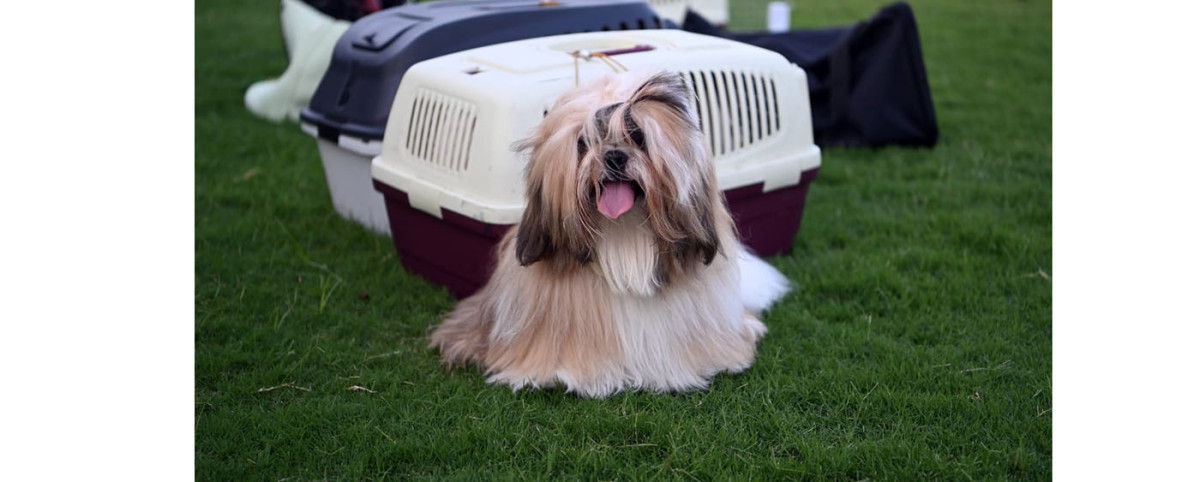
[195,0,1051,479]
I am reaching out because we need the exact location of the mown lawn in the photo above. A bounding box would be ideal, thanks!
[195,0,1051,479]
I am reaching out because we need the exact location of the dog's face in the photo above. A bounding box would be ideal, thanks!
[514,71,722,282]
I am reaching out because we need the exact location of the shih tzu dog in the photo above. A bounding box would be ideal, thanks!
[429,71,790,398]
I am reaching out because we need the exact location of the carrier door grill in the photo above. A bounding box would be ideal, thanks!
[405,89,477,171]
[684,70,781,160]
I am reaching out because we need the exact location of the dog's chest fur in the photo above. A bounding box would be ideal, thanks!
[592,206,661,297]
[584,208,754,392]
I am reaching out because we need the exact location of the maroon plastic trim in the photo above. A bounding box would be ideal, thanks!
[374,167,819,298]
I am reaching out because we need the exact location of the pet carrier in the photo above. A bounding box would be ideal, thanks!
[371,30,821,297]
[299,0,668,235]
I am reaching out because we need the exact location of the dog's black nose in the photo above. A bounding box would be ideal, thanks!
[604,150,628,172]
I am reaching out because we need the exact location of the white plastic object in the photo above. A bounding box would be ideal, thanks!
[299,125,392,235]
[647,0,728,26]
[372,30,821,225]
[767,2,791,33]
[244,0,349,123]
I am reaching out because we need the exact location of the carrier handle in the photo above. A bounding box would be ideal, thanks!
[570,45,656,86]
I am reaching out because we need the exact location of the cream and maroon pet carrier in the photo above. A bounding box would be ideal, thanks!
[371,30,821,297]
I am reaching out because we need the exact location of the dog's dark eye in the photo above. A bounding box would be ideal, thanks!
[629,127,646,150]
[577,137,587,157]
[623,109,646,150]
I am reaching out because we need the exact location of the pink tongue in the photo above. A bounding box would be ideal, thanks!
[598,181,635,219]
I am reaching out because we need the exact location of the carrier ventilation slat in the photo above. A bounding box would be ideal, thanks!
[682,70,781,160]
[405,89,478,172]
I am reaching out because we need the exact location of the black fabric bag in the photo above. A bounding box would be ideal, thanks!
[684,2,938,148]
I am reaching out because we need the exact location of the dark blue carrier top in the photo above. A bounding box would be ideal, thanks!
[301,0,673,142]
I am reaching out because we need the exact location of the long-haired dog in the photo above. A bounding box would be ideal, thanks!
[429,71,790,398]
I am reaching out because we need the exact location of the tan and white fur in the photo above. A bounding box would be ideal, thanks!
[430,71,790,398]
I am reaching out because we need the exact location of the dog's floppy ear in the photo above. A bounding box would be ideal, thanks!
[516,175,594,267]
[513,122,595,268]
[657,178,721,266]
[515,180,553,266]
[626,71,722,277]
[646,178,722,285]
[641,72,718,266]
[683,185,721,266]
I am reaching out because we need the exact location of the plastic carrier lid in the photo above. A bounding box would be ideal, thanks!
[300,0,671,143]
